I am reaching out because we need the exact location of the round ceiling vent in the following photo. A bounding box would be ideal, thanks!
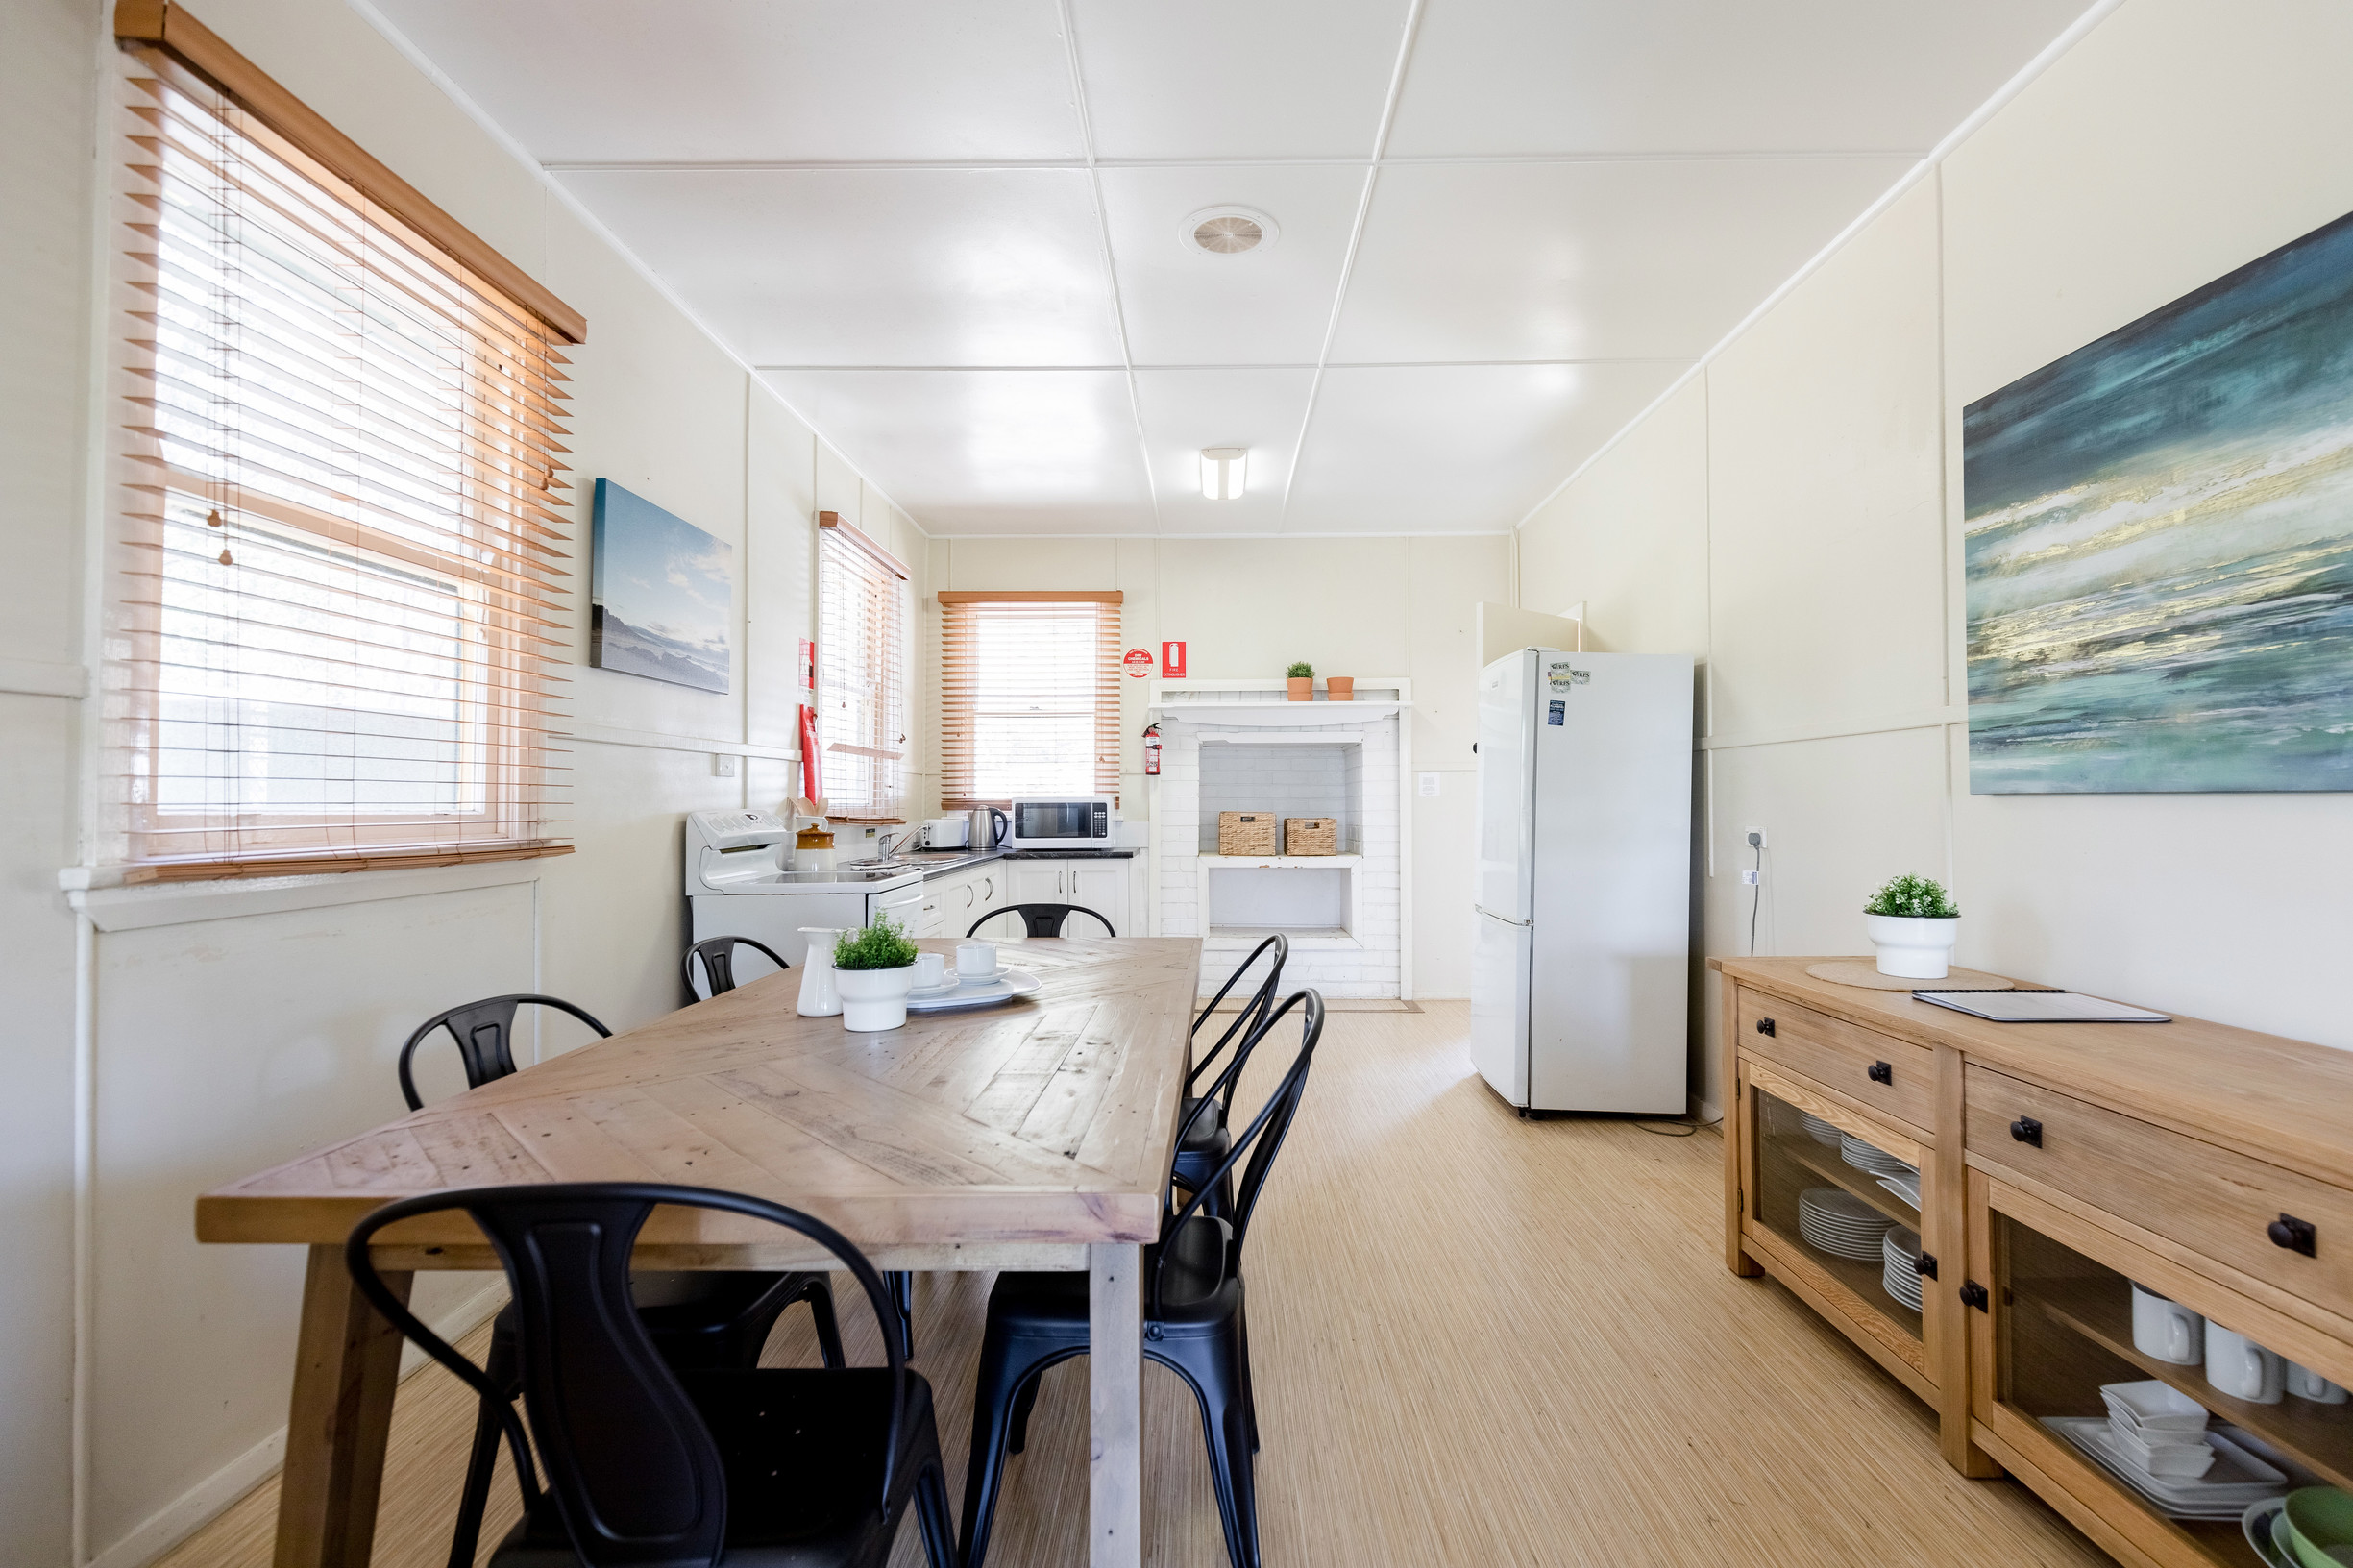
[1181,206,1279,258]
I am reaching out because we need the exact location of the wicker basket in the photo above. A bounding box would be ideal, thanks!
[1284,818,1337,856]
[1217,811,1278,856]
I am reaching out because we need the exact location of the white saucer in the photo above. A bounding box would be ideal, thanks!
[904,967,1042,1015]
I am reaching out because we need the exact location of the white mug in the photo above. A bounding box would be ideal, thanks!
[2287,1360,2350,1405]
[2130,1283,2204,1366]
[2205,1325,2285,1404]
[912,952,946,991]
[956,941,999,979]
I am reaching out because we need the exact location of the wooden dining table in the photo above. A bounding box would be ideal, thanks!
[196,934,1203,1568]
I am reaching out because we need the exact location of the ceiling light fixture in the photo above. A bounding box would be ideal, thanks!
[1199,448,1248,501]
[1181,206,1279,258]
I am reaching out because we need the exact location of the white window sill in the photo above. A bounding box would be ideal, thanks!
[62,857,550,932]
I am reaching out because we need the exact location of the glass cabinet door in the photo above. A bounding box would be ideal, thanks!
[1985,1204,2353,1567]
[1745,1074,1928,1358]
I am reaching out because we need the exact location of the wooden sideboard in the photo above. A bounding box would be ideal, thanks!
[1715,957,2353,1568]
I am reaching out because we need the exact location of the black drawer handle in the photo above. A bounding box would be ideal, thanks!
[1867,1061,1892,1085]
[2010,1116,2043,1147]
[1755,1017,1776,1037]
[1959,1281,1990,1311]
[1914,1252,1939,1280]
[2269,1213,2317,1257]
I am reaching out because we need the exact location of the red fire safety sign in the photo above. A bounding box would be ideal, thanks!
[1122,648,1154,677]
[1161,641,1188,679]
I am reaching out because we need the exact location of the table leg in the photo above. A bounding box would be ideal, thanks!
[274,1244,412,1568]
[1088,1242,1142,1568]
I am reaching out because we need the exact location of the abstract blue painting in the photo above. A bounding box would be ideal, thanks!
[589,479,731,694]
[1964,209,2353,793]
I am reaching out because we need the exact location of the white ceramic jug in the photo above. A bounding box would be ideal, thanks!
[797,928,843,1017]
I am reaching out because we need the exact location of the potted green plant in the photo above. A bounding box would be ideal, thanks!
[1286,661,1313,701]
[831,917,920,1031]
[1863,874,1961,979]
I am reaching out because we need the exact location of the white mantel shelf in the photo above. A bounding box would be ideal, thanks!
[1197,854,1363,869]
[1148,700,1400,725]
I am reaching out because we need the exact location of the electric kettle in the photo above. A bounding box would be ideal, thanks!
[969,806,1009,849]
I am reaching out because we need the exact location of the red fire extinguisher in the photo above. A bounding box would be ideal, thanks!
[1142,722,1163,777]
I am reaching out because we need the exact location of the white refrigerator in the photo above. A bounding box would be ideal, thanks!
[1470,649,1694,1115]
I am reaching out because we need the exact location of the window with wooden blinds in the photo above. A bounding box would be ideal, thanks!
[102,18,582,882]
[938,592,1123,809]
[816,515,910,821]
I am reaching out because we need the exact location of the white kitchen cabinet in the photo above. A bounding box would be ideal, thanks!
[1066,860,1127,930]
[968,857,1134,938]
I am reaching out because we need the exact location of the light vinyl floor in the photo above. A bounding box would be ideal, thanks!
[161,1002,2107,1568]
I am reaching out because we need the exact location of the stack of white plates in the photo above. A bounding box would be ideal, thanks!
[1840,1132,1918,1180]
[1882,1224,1925,1311]
[1876,1170,1923,1211]
[1799,1111,1845,1148]
[1797,1188,1894,1262]
[2042,1415,2288,1519]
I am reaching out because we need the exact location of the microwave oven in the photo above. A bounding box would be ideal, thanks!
[1007,797,1115,851]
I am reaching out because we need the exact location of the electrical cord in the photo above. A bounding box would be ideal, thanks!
[1746,830,1763,955]
[1635,1115,1725,1139]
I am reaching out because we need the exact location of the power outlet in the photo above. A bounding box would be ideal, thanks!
[1743,825,1767,849]
[1741,869,1760,886]
[712,753,739,778]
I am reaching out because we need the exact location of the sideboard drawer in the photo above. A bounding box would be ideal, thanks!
[1736,991,1934,1132]
[1965,1065,2353,1314]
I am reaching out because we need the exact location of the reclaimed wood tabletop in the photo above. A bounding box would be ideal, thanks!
[198,934,1202,1568]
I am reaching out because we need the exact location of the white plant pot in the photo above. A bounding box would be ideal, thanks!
[834,965,915,1032]
[1865,914,1960,979]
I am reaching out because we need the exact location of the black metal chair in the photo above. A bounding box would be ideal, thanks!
[398,993,611,1115]
[966,902,1115,938]
[346,1183,956,1568]
[1174,936,1288,1216]
[396,994,842,1568]
[682,935,792,1001]
[959,990,1325,1568]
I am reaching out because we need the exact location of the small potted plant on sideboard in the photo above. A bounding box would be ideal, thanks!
[1863,873,1960,979]
[1286,661,1313,700]
[831,918,919,1031]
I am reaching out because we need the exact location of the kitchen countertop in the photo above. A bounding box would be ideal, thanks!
[870,846,1138,880]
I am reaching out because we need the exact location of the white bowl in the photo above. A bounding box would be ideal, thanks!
[2102,1380,2213,1433]
[2107,1420,2219,1479]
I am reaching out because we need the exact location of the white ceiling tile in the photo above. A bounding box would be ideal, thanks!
[1331,159,1912,363]
[1131,369,1316,533]
[760,369,1154,533]
[1100,167,1364,366]
[371,0,1081,161]
[1068,0,1411,159]
[557,168,1121,366]
[1286,363,1685,532]
[1387,0,2092,157]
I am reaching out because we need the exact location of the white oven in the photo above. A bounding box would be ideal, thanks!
[1007,797,1115,852]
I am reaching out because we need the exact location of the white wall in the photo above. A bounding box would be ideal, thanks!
[0,1,929,1560]
[928,535,1509,996]
[1516,0,2353,1115]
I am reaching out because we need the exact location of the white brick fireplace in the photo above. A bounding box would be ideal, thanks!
[1145,679,1411,999]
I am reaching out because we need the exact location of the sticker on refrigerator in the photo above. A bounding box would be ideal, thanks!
[1547,667,1590,691]
[1547,699,1566,725]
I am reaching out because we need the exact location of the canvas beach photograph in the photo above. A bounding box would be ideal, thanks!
[590,478,733,694]
[1963,208,2353,794]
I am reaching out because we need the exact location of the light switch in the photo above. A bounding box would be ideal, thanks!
[1417,772,1441,797]
[713,753,739,778]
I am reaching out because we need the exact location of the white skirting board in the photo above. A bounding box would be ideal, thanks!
[86,1279,509,1568]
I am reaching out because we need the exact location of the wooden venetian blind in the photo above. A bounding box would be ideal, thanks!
[817,515,909,821]
[103,11,582,881]
[938,592,1123,810]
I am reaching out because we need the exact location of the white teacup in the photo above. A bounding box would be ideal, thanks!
[2131,1283,2204,1366]
[2206,1324,2285,1404]
[956,941,999,979]
[2288,1360,2350,1405]
[912,952,946,991]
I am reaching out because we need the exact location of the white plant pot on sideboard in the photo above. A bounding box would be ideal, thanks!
[834,966,915,1031]
[1864,915,1960,979]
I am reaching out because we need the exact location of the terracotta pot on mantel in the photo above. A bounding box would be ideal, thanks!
[1325,676,1355,702]
[1287,676,1313,701]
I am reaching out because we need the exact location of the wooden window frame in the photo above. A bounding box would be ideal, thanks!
[938,590,1124,812]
